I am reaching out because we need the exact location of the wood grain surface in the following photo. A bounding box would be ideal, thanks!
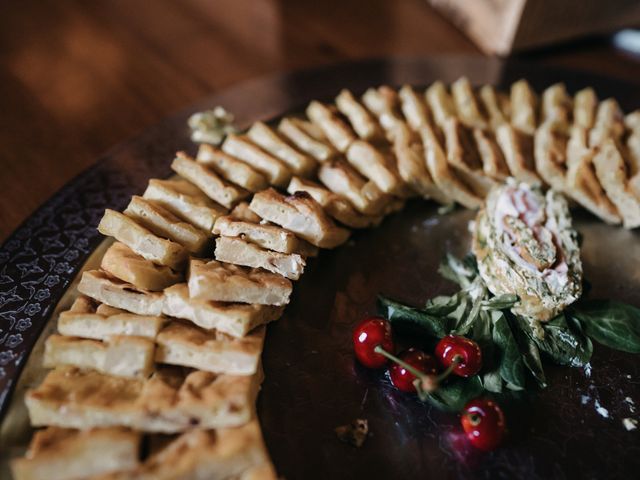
[1,0,640,241]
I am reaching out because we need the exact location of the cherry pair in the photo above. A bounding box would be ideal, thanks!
[352,316,504,451]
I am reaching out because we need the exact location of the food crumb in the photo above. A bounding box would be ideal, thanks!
[594,399,609,418]
[622,418,638,431]
[335,419,369,447]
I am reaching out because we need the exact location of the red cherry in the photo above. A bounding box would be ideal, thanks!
[435,335,482,377]
[388,348,439,392]
[353,317,394,368]
[460,398,506,451]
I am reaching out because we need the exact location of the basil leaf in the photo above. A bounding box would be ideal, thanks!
[424,293,462,316]
[419,376,484,412]
[481,294,519,311]
[438,253,476,288]
[518,314,593,367]
[491,312,526,390]
[482,370,503,393]
[571,300,640,354]
[377,296,449,338]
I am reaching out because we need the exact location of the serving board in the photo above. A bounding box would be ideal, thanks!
[1,56,639,479]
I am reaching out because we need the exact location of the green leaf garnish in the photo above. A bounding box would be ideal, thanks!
[570,300,640,353]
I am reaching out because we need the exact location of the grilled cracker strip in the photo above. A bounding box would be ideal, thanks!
[249,188,350,248]
[101,421,274,480]
[214,215,318,257]
[541,83,572,133]
[391,123,449,204]
[479,85,510,130]
[287,176,383,228]
[318,159,390,216]
[565,126,621,224]
[78,270,165,316]
[124,196,210,255]
[592,138,640,228]
[473,128,510,181]
[573,87,598,130]
[196,144,269,193]
[306,100,357,152]
[230,201,262,223]
[215,236,305,281]
[25,366,262,433]
[171,152,249,209]
[58,296,164,340]
[625,110,640,134]
[163,283,283,337]
[246,121,317,177]
[510,79,538,135]
[335,89,385,142]
[345,140,405,195]
[143,178,227,233]
[624,112,640,196]
[425,81,457,129]
[98,210,188,270]
[534,122,568,191]
[44,334,155,379]
[221,134,292,187]
[155,321,265,375]
[398,84,434,131]
[419,125,483,209]
[101,242,182,292]
[11,427,140,480]
[451,77,488,129]
[188,259,292,306]
[277,117,337,162]
[589,98,625,147]
[442,117,484,173]
[361,86,405,136]
[495,124,542,185]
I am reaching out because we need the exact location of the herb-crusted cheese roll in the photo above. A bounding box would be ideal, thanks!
[472,181,582,322]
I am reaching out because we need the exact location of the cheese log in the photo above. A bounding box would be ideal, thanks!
[335,89,385,142]
[188,259,292,306]
[287,176,383,228]
[306,100,357,152]
[222,134,292,187]
[143,178,227,233]
[162,283,283,337]
[77,270,165,316]
[249,188,350,248]
[196,144,269,192]
[98,209,188,270]
[171,152,249,209]
[246,121,317,177]
[277,117,337,162]
[317,159,390,216]
[100,421,273,480]
[10,427,140,480]
[26,366,262,433]
[43,334,155,379]
[213,215,319,257]
[58,296,164,340]
[101,241,182,291]
[215,236,306,281]
[155,321,265,375]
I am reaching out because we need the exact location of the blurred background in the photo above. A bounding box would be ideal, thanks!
[2,0,640,241]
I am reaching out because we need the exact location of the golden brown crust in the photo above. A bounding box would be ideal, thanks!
[221,134,292,187]
[196,144,269,193]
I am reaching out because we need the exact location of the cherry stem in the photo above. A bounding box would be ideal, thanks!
[435,354,463,382]
[373,345,426,379]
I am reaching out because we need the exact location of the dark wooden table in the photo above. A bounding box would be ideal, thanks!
[1,0,640,242]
